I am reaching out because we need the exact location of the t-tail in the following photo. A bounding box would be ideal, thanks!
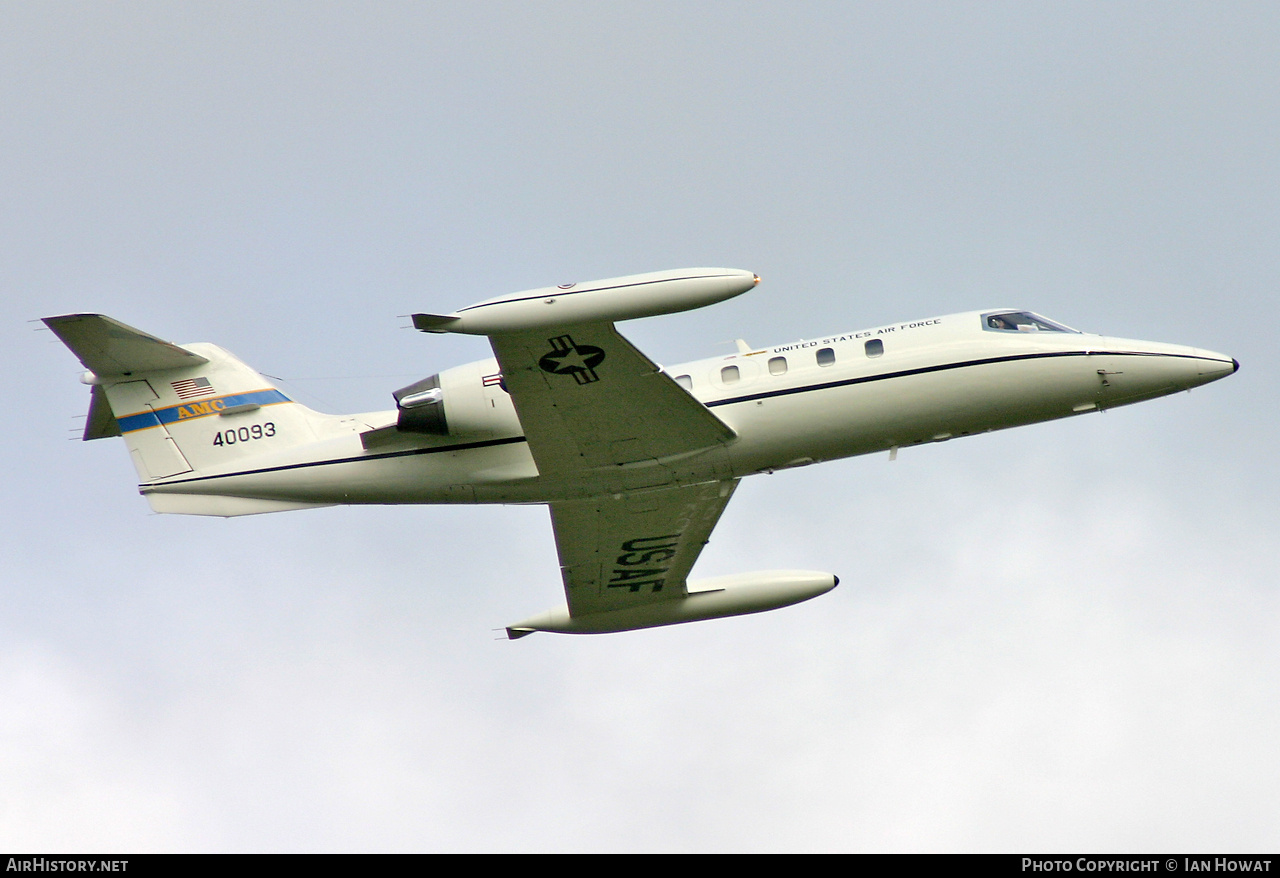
[43,314,344,517]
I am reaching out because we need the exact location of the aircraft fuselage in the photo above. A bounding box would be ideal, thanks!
[136,308,1236,509]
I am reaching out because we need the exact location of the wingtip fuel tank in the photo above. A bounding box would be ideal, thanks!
[413,267,759,335]
[505,569,838,637]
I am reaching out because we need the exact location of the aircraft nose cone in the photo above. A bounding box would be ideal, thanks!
[1194,348,1238,380]
[1100,340,1237,397]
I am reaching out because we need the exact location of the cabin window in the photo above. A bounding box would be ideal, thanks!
[983,311,1078,333]
[721,365,740,384]
[865,338,884,358]
[816,347,836,367]
[768,356,788,376]
[675,374,692,390]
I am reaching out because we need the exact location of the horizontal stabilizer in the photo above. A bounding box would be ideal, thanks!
[42,313,208,375]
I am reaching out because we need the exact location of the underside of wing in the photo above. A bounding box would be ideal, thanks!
[487,323,735,477]
[506,477,836,637]
[550,478,739,619]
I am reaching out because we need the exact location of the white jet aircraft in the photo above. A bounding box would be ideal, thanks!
[43,269,1237,637]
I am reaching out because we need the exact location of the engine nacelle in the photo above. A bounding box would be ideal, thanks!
[394,359,520,438]
[505,570,839,637]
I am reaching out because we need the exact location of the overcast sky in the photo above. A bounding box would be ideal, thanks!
[3,2,1276,852]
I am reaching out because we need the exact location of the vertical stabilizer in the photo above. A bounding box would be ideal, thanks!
[43,314,340,499]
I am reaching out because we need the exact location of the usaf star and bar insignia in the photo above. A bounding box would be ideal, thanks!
[538,335,606,385]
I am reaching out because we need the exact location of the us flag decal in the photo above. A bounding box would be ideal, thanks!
[171,377,215,399]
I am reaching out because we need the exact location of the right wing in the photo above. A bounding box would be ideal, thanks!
[548,478,739,620]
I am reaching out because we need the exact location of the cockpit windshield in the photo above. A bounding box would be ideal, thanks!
[982,311,1079,333]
